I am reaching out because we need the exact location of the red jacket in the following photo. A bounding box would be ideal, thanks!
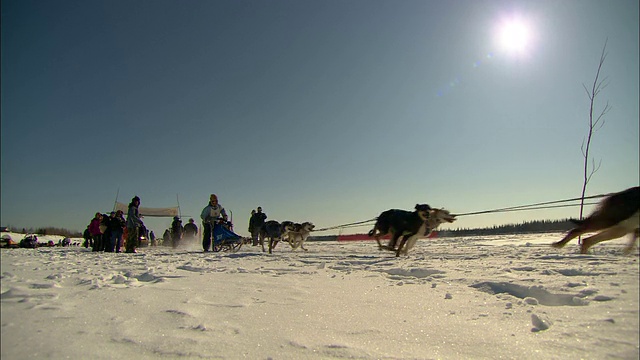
[89,218,102,236]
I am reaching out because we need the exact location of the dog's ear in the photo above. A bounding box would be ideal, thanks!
[416,203,431,211]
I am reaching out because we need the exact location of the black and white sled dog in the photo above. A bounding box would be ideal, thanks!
[368,204,456,257]
[278,221,315,251]
[280,221,297,244]
[552,186,640,254]
[369,204,432,253]
[259,220,282,254]
[287,222,315,251]
[398,208,456,256]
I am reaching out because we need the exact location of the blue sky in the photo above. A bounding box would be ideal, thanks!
[2,0,638,236]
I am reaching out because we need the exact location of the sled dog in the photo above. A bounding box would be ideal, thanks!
[288,222,315,251]
[368,204,432,252]
[551,186,639,254]
[280,221,297,244]
[397,208,456,256]
[259,220,282,254]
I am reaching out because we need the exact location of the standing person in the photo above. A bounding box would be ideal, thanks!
[108,210,126,253]
[125,196,143,253]
[100,213,112,252]
[83,225,91,248]
[183,218,198,242]
[249,207,267,246]
[170,216,183,249]
[248,210,255,237]
[200,194,228,252]
[103,212,116,252]
[162,229,171,246]
[88,213,103,252]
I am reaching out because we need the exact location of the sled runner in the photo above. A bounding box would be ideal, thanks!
[211,220,244,253]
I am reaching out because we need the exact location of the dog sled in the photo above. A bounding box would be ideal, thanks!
[211,220,244,253]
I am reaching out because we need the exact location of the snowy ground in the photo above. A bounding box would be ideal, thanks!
[1,231,638,359]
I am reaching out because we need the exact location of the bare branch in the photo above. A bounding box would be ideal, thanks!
[593,158,602,174]
[579,39,609,228]
[597,76,610,90]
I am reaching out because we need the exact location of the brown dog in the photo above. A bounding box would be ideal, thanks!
[552,186,639,254]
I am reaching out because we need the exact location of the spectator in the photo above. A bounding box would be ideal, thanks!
[170,216,183,249]
[99,212,112,251]
[248,210,255,233]
[125,196,143,253]
[107,210,126,253]
[163,229,171,246]
[88,213,103,252]
[200,194,228,252]
[83,225,92,248]
[249,207,267,246]
[184,218,198,241]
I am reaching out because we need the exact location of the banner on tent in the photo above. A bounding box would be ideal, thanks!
[114,202,179,217]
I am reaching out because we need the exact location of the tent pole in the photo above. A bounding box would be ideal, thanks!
[176,194,182,218]
[113,188,120,212]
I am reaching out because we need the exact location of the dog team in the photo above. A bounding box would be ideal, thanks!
[155,186,640,256]
[247,205,316,254]
[209,186,639,256]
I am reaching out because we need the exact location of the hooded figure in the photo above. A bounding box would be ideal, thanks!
[170,216,183,249]
[184,218,198,239]
[125,196,143,253]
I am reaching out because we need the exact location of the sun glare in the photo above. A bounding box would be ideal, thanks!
[495,15,534,57]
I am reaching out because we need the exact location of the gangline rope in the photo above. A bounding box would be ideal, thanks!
[451,194,607,216]
[312,193,608,232]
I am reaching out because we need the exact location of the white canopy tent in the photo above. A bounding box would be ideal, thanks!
[112,190,182,219]
[113,202,179,217]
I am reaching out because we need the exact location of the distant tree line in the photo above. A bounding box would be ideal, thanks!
[4,226,82,238]
[5,219,575,241]
[308,219,576,242]
[438,219,575,237]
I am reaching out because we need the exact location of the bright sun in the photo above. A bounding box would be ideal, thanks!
[495,15,534,57]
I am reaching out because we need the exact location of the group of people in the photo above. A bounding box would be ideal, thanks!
[83,194,210,253]
[248,206,267,246]
[84,196,144,253]
[81,193,246,253]
[167,216,199,248]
